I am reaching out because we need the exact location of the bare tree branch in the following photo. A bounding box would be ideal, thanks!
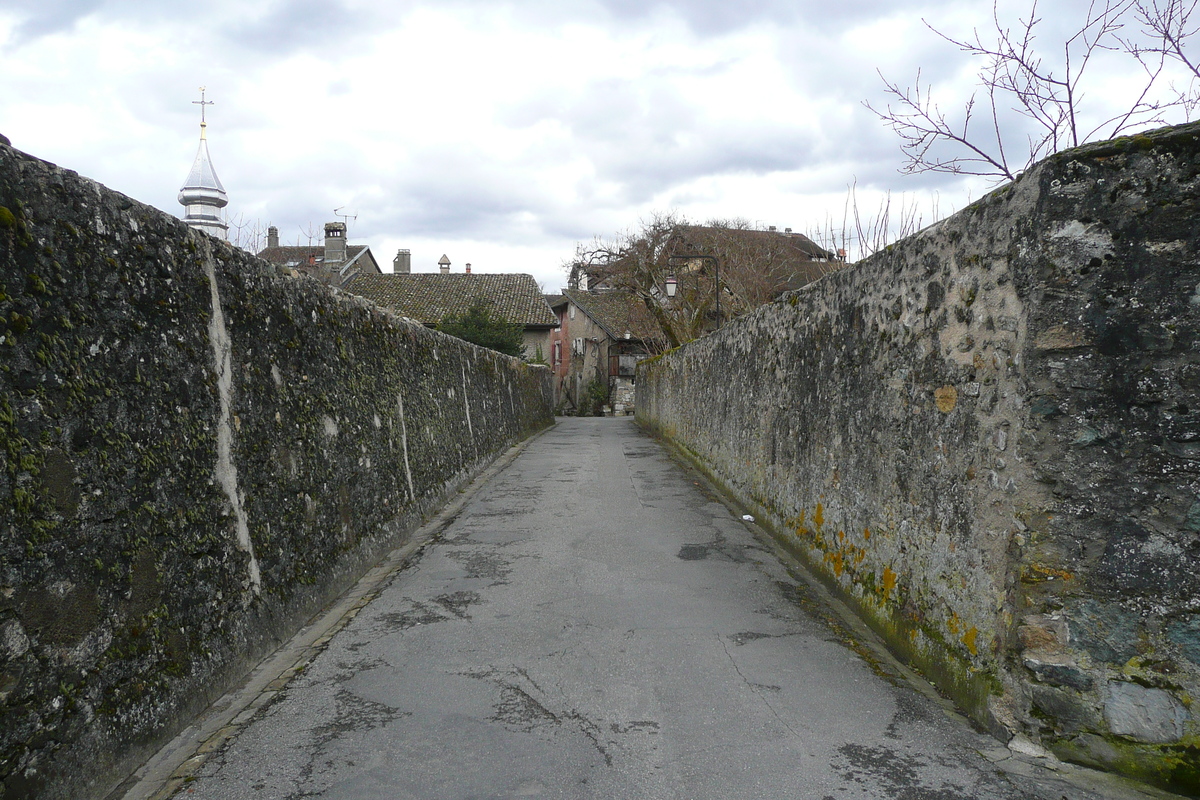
[866,0,1191,183]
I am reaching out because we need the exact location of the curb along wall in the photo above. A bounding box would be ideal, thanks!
[0,141,553,799]
[637,122,1200,793]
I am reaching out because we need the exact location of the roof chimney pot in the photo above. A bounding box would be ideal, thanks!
[438,254,451,274]
[324,221,347,266]
[393,248,411,274]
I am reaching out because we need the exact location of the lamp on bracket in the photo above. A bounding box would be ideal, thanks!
[666,254,720,328]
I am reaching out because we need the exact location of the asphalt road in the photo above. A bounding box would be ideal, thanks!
[166,417,1171,800]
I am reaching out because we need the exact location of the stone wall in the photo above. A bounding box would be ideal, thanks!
[0,141,553,799]
[637,122,1200,793]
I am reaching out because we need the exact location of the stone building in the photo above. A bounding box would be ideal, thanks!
[547,289,666,414]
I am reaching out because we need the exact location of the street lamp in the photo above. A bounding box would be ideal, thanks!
[665,276,677,297]
[667,254,721,329]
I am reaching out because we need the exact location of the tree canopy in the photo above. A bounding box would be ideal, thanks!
[437,301,526,358]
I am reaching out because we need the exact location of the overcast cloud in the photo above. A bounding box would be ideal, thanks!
[0,0,1193,288]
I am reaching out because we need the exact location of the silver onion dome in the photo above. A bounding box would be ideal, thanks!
[178,89,228,239]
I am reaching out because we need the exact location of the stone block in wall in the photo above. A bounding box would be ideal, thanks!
[1103,682,1187,744]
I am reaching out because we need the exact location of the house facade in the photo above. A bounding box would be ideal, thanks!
[547,289,666,415]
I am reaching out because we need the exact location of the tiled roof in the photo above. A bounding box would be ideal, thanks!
[257,244,370,268]
[345,273,558,328]
[562,289,666,346]
[674,224,835,262]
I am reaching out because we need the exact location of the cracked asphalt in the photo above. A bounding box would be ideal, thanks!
[167,418,1169,800]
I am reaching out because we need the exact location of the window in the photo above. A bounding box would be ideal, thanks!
[568,305,575,320]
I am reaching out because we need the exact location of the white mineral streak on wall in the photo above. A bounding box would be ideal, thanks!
[203,246,262,594]
[461,365,475,444]
[398,393,415,502]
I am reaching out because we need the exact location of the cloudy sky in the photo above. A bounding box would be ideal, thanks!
[0,0,1194,289]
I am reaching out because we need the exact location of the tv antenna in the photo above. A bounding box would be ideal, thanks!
[334,206,357,235]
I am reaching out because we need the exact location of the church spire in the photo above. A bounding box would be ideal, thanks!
[178,87,229,239]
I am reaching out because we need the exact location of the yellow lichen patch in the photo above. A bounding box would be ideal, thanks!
[947,613,961,635]
[863,527,871,540]
[813,503,824,529]
[934,385,958,413]
[837,530,845,541]
[827,552,845,576]
[962,627,979,656]
[1022,563,1075,583]
[881,567,897,599]
[791,512,812,540]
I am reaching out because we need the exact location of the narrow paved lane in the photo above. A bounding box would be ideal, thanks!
[173,418,1144,800]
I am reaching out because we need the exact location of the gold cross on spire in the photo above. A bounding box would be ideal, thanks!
[192,86,214,137]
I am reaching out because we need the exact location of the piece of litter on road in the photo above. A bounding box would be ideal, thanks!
[742,514,755,522]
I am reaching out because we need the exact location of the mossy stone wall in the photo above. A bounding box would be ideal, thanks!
[638,122,1200,794]
[0,141,552,799]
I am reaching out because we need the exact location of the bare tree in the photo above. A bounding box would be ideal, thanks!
[566,213,841,347]
[569,212,694,347]
[225,214,272,254]
[805,181,938,263]
[299,222,322,247]
[866,1,1192,182]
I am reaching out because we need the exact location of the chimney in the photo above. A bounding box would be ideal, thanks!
[324,222,347,265]
[438,254,451,274]
[465,262,471,274]
[784,227,792,234]
[837,248,847,261]
[393,248,411,274]
[267,225,279,248]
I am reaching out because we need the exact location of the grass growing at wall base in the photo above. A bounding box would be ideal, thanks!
[1050,733,1200,796]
